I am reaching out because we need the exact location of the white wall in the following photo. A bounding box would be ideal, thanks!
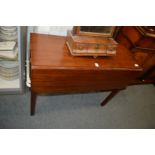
[34,26,73,36]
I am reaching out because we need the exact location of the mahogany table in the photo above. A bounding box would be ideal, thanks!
[30,33,142,115]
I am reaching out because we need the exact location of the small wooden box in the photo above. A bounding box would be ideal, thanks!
[66,31,118,57]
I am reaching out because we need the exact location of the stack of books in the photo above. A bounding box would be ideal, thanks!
[0,26,19,81]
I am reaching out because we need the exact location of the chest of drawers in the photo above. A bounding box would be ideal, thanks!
[116,26,155,84]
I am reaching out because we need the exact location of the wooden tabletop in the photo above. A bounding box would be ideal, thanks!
[30,33,142,71]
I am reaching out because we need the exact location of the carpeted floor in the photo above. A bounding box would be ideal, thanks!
[0,84,155,129]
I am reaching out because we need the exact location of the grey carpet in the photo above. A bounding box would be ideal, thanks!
[0,84,155,129]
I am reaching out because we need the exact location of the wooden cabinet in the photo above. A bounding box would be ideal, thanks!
[116,26,155,84]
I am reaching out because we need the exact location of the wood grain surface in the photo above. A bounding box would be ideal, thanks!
[30,33,143,115]
[30,33,142,94]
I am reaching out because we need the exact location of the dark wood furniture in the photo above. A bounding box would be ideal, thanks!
[116,26,155,84]
[30,33,142,115]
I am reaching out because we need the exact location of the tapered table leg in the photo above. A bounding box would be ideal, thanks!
[101,90,120,106]
[31,91,37,116]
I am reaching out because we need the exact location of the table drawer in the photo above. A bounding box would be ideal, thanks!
[31,69,141,93]
[31,80,126,93]
[31,69,140,82]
